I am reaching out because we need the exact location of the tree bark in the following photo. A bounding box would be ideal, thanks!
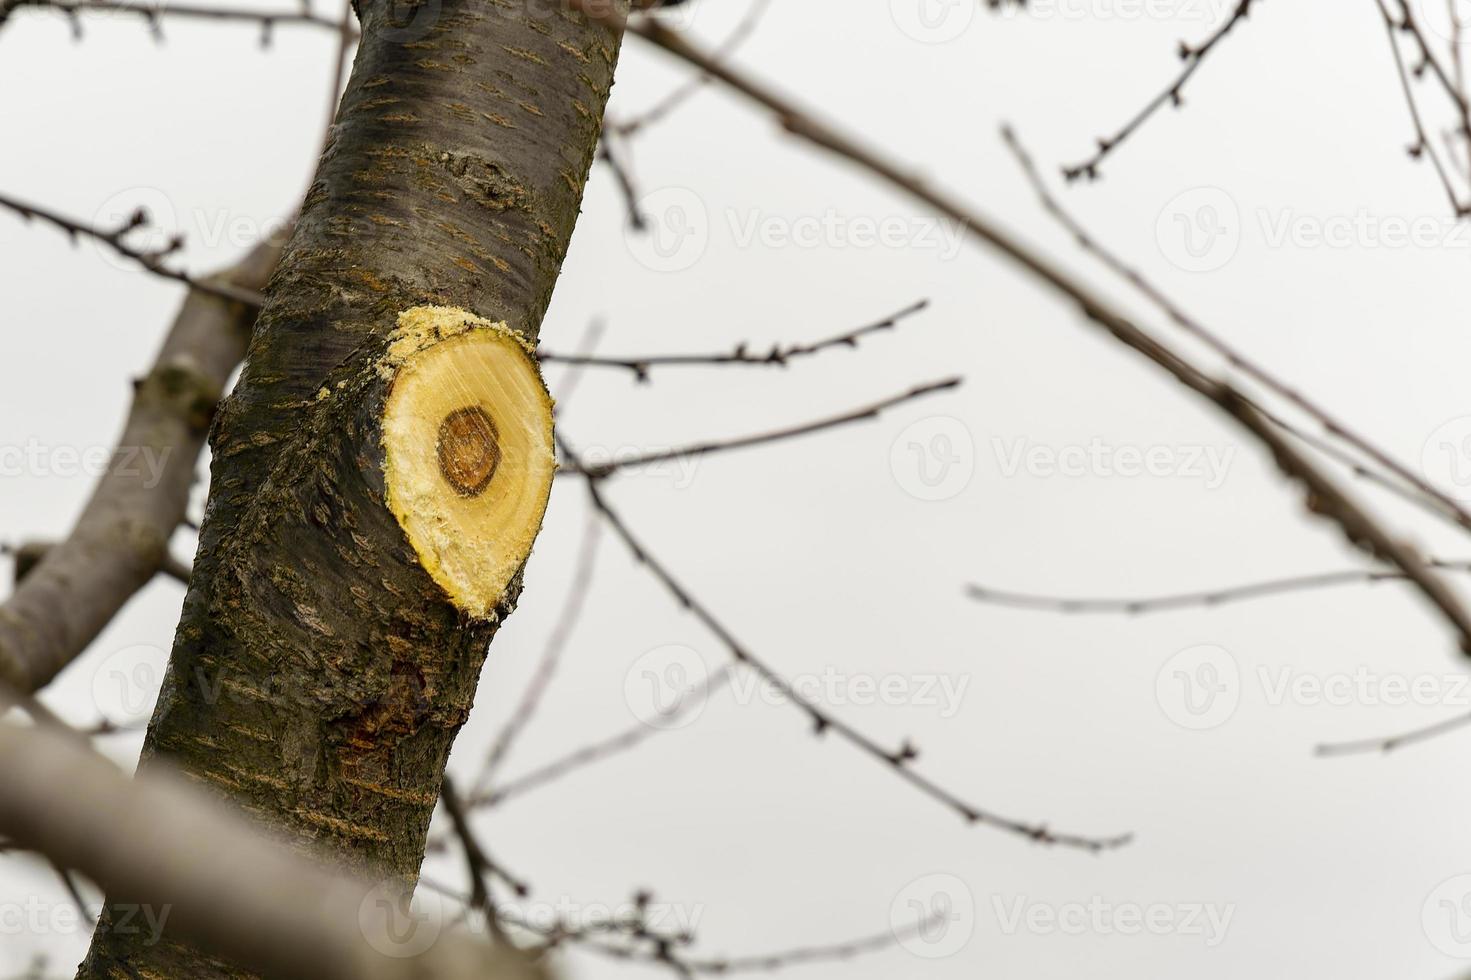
[78,1,625,975]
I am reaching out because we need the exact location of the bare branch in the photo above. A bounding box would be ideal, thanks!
[6,540,191,586]
[1316,711,1471,756]
[568,10,1471,658]
[560,377,960,478]
[1002,124,1471,533]
[469,666,736,810]
[1374,0,1468,216]
[597,131,648,231]
[611,0,773,140]
[538,300,929,381]
[0,707,542,980]
[968,559,1471,615]
[0,0,352,42]
[1061,0,1260,181]
[558,433,1132,851]
[0,234,279,693]
[0,191,267,306]
[473,511,605,793]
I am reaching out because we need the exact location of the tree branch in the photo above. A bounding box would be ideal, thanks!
[561,377,959,478]
[0,233,280,693]
[0,191,268,306]
[0,709,542,980]
[559,434,1131,851]
[1060,0,1261,181]
[537,300,928,381]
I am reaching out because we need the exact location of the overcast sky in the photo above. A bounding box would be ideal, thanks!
[8,0,1471,977]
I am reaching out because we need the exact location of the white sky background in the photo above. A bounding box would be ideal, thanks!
[8,0,1471,976]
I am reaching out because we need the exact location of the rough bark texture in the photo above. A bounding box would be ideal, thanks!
[78,2,625,976]
[0,240,279,694]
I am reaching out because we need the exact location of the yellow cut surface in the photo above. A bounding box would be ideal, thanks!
[381,307,555,619]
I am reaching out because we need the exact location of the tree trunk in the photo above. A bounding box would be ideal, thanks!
[78,2,625,975]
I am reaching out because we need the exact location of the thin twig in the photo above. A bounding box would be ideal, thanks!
[1374,0,1467,216]
[967,559,1471,615]
[470,666,736,810]
[1061,0,1260,181]
[440,776,525,946]
[558,433,1132,851]
[560,377,960,478]
[0,0,352,40]
[562,8,1471,657]
[1003,124,1471,533]
[0,191,266,306]
[538,300,928,382]
[598,131,647,231]
[612,0,773,139]
[1316,711,1471,756]
[474,511,605,795]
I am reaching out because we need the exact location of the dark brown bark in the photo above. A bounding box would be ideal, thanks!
[78,2,625,976]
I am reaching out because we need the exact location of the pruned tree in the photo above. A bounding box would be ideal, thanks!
[7,0,1471,978]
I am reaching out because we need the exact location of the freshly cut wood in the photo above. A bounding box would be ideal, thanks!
[380,306,556,619]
